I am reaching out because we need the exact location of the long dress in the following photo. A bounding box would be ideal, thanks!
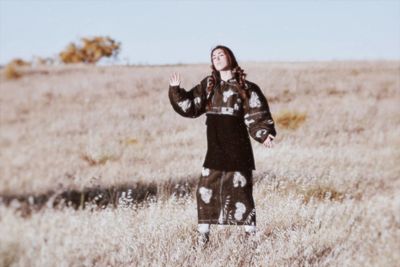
[168,76,276,226]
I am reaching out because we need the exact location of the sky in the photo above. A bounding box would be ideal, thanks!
[0,0,399,65]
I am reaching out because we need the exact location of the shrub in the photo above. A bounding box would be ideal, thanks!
[8,58,31,67]
[275,110,307,130]
[2,59,31,80]
[59,36,121,64]
[299,185,345,203]
[4,64,21,80]
[80,152,120,166]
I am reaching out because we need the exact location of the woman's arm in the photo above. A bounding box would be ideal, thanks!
[168,72,209,118]
[243,82,277,145]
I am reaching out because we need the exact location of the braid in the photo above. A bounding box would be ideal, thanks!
[232,66,250,110]
[205,68,218,110]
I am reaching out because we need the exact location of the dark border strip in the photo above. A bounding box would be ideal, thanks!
[0,177,197,216]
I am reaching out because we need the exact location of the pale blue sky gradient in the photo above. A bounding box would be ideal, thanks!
[0,0,399,65]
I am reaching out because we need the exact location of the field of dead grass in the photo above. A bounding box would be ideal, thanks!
[0,61,399,266]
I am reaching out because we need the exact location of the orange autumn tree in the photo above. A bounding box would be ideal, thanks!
[59,36,121,64]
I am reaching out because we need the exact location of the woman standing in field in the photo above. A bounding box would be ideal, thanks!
[168,45,276,246]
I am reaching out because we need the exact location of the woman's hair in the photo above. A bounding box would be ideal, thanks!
[206,45,249,110]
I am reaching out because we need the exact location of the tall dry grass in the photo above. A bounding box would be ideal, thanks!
[0,61,399,266]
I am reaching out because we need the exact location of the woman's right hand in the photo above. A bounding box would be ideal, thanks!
[169,72,181,87]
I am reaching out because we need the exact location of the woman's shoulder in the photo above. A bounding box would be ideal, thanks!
[243,79,260,91]
[200,75,213,88]
[203,75,213,82]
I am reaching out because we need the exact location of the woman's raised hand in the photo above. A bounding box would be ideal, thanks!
[169,72,181,87]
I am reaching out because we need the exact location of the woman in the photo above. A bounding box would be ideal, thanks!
[168,45,276,246]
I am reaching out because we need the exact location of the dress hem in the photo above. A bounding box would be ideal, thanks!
[202,163,255,173]
[198,219,256,226]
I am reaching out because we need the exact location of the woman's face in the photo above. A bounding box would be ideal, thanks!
[212,48,229,71]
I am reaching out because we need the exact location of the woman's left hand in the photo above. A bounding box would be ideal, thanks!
[263,135,274,148]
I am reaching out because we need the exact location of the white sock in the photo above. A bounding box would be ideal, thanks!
[244,225,256,233]
[198,223,210,234]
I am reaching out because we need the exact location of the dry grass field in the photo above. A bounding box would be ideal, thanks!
[0,61,399,266]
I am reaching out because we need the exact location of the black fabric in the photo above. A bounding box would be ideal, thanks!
[168,76,277,172]
[203,113,255,172]
[196,168,256,225]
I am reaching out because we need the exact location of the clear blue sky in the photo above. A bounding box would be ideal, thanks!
[0,0,399,65]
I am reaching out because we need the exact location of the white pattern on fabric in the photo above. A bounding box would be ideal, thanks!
[194,97,201,106]
[244,113,255,126]
[249,91,261,108]
[221,107,234,115]
[244,118,255,126]
[244,208,256,224]
[234,202,246,221]
[256,129,267,138]
[199,187,212,204]
[218,210,224,224]
[233,172,247,187]
[223,89,235,103]
[234,103,239,110]
[202,167,210,177]
[177,99,191,112]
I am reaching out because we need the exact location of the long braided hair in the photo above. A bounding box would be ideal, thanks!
[206,45,249,110]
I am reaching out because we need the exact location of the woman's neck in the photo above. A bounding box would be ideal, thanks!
[219,70,233,82]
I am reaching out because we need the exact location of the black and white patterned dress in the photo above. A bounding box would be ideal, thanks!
[169,76,276,225]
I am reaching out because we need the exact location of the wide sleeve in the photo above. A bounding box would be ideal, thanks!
[243,83,277,143]
[168,76,210,118]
